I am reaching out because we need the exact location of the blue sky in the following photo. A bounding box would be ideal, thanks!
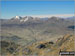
[1,1,74,19]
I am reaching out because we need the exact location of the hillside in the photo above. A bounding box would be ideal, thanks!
[1,34,74,56]
[14,34,75,56]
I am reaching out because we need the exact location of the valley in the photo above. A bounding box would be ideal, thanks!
[0,16,75,56]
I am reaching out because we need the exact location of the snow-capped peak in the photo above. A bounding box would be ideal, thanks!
[11,16,22,20]
[20,16,29,22]
[15,16,20,19]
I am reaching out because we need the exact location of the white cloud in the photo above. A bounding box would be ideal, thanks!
[29,14,74,18]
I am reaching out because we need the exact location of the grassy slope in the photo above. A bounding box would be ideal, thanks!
[22,34,75,56]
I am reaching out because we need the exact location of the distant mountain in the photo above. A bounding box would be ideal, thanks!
[11,16,22,20]
[10,16,64,22]
[66,16,75,19]
[1,16,74,31]
[11,16,37,22]
[21,16,34,22]
[64,16,75,21]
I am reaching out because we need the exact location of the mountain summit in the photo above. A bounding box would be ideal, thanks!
[11,16,35,22]
[11,16,22,20]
